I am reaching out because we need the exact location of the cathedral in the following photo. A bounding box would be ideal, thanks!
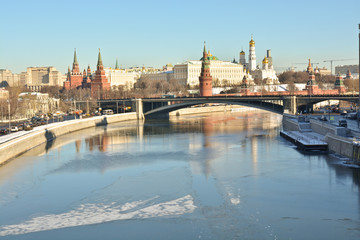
[239,36,279,85]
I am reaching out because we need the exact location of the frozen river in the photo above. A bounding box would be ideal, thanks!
[1,111,360,240]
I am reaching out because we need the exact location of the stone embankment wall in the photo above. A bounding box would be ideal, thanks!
[0,113,137,165]
[324,133,353,158]
[282,115,300,131]
[309,119,348,137]
[282,115,354,159]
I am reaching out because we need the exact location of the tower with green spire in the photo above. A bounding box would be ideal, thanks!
[72,48,80,73]
[91,48,110,99]
[97,48,103,70]
[115,58,119,70]
[199,41,212,97]
[64,49,83,90]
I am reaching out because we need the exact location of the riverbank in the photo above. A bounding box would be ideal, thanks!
[0,113,138,165]
[282,114,360,165]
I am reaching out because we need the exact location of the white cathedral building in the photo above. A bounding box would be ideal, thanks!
[240,36,279,84]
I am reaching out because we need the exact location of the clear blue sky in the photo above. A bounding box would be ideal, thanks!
[0,0,359,74]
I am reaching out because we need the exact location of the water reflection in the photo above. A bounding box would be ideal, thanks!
[1,111,360,239]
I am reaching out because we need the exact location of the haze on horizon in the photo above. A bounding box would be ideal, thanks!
[0,0,359,74]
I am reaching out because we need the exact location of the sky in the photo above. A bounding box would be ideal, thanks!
[0,0,359,74]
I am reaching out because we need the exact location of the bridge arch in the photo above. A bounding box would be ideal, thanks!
[295,96,358,113]
[143,99,284,119]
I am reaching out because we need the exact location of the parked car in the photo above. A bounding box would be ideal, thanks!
[10,126,19,132]
[339,119,348,128]
[24,124,33,131]
[340,110,347,116]
[319,115,328,121]
[0,128,8,135]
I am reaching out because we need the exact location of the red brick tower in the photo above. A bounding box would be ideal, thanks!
[199,42,213,97]
[63,49,83,89]
[82,65,92,88]
[91,49,110,99]
[334,72,346,93]
[306,70,320,95]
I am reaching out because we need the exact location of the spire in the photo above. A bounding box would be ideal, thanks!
[97,48,103,67]
[202,41,208,61]
[307,58,313,73]
[67,66,71,80]
[115,58,119,69]
[73,48,78,65]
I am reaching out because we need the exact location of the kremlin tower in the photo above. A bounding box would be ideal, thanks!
[306,58,313,73]
[305,66,320,95]
[334,72,346,93]
[90,49,111,99]
[248,36,256,71]
[199,42,213,97]
[63,49,83,90]
[82,65,92,88]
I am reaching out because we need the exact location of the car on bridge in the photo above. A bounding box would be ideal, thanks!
[339,119,347,128]
[319,115,328,121]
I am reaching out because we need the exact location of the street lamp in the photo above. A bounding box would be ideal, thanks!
[7,100,10,130]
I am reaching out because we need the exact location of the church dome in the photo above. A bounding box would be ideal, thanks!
[240,50,245,55]
[249,37,255,47]
[262,57,268,64]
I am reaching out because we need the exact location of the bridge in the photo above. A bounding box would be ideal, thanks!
[136,94,360,119]
[71,94,359,119]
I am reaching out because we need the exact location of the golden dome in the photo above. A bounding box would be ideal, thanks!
[262,57,268,64]
[240,50,245,55]
[249,36,255,47]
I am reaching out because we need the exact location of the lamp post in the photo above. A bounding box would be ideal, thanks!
[7,100,10,130]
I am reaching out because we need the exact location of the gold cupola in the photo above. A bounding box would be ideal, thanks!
[249,35,255,47]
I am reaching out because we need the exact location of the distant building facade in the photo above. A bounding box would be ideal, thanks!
[18,92,59,117]
[104,67,139,90]
[0,69,21,87]
[22,67,63,91]
[335,65,359,78]
[173,47,246,87]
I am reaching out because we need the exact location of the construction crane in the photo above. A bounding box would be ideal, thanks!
[323,59,357,75]
[274,66,297,72]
